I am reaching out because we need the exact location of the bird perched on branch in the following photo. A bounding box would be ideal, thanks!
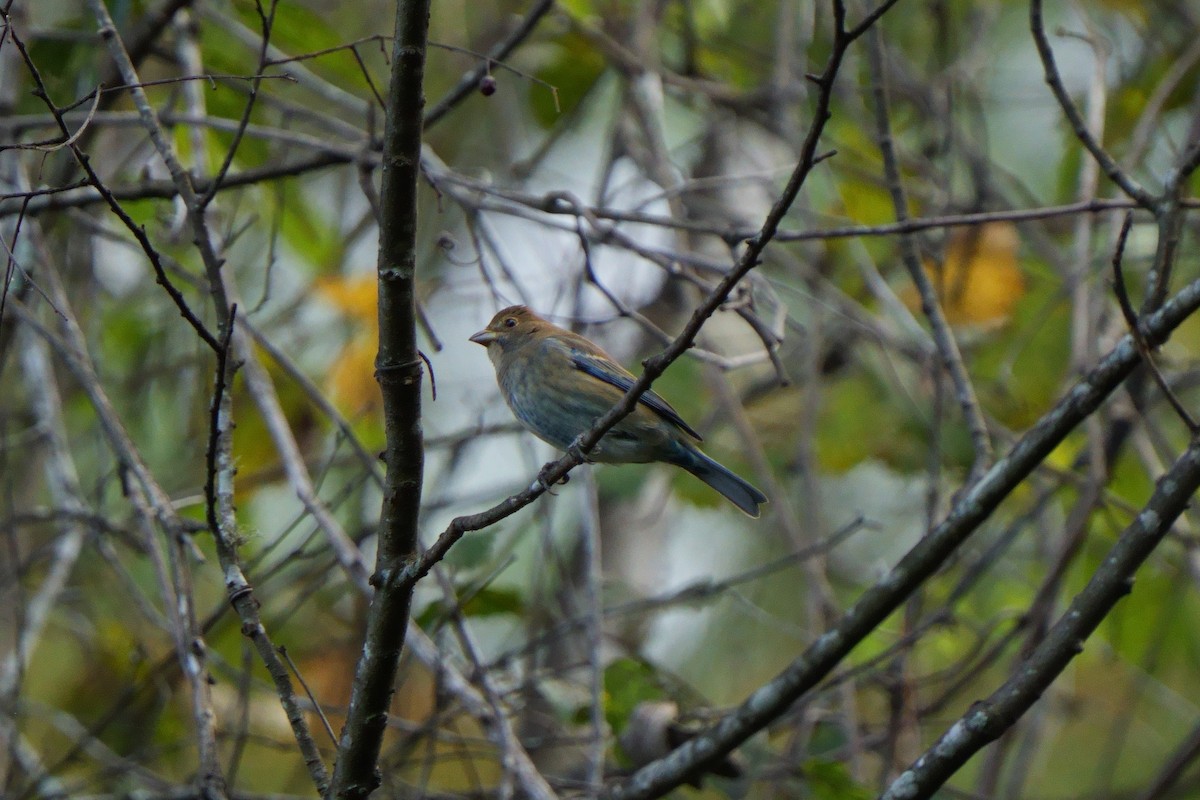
[469,305,768,517]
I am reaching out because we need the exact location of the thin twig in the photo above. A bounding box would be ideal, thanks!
[402,0,899,597]
[579,470,607,793]
[201,0,279,207]
[3,15,220,351]
[1110,212,1198,433]
[866,24,992,482]
[278,646,339,747]
[1029,0,1156,208]
[87,0,237,336]
[424,0,556,128]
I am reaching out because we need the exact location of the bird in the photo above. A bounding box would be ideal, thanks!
[469,305,768,517]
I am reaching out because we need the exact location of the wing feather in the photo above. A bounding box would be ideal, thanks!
[567,348,703,441]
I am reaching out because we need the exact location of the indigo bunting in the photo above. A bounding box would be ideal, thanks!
[470,306,768,517]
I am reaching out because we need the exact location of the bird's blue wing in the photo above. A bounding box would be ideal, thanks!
[569,349,703,441]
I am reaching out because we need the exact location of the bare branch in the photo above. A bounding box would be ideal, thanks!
[424,0,556,129]
[329,0,431,795]
[865,24,992,481]
[1111,213,1198,433]
[603,275,1200,800]
[882,432,1200,799]
[1029,0,1156,208]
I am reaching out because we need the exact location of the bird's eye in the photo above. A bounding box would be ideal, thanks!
[503,317,517,328]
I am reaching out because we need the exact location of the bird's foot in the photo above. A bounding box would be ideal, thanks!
[535,464,570,495]
[566,437,591,464]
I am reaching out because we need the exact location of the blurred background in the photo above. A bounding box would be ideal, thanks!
[2,0,1200,797]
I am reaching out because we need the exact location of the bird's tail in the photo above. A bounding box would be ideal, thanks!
[671,444,768,518]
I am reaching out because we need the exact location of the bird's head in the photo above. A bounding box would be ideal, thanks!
[469,305,547,352]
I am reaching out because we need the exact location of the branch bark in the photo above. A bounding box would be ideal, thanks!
[328,0,431,796]
[881,432,1200,799]
[603,274,1200,800]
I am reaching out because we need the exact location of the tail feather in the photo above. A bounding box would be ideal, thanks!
[672,445,768,518]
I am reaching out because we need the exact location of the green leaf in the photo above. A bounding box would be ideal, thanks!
[461,586,524,618]
[803,758,873,800]
[604,658,663,733]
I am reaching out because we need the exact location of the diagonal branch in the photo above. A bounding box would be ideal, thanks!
[423,0,555,129]
[3,16,220,351]
[400,0,899,594]
[881,431,1200,799]
[603,274,1200,800]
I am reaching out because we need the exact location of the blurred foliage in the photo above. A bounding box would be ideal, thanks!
[3,0,1200,798]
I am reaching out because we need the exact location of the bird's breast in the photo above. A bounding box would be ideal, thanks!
[494,348,673,462]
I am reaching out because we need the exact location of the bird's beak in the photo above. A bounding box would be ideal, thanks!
[469,329,496,346]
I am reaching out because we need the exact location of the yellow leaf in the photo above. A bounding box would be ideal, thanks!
[314,274,378,327]
[315,273,383,423]
[328,334,381,418]
[908,222,1026,330]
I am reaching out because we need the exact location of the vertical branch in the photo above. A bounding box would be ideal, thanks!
[976,22,1113,795]
[865,25,993,482]
[1110,214,1198,433]
[1067,50,1110,361]
[15,262,227,798]
[579,470,607,793]
[4,329,86,698]
[201,0,279,206]
[329,0,430,796]
[428,568,559,800]
[202,308,332,796]
[1141,127,1200,314]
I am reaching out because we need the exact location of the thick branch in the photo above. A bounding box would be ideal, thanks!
[328,0,430,797]
[603,274,1200,800]
[881,432,1200,799]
